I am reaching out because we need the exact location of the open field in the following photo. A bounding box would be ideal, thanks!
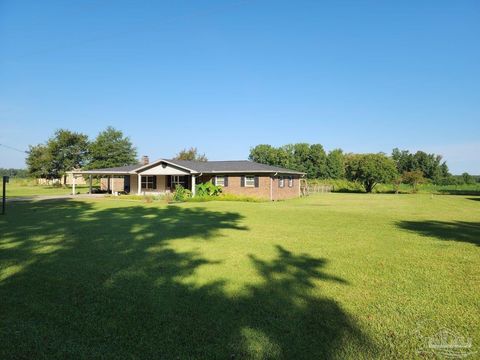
[5,179,92,197]
[0,193,479,358]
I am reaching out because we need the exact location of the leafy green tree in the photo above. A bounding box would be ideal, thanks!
[461,172,475,185]
[276,146,292,169]
[345,153,398,193]
[291,143,310,174]
[47,129,89,183]
[27,130,89,182]
[251,143,333,179]
[249,144,278,165]
[88,127,137,169]
[326,149,345,179]
[392,148,450,183]
[26,144,52,179]
[392,148,414,174]
[174,147,207,161]
[308,144,328,178]
[402,170,425,192]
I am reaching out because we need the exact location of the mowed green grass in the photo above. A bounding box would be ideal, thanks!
[0,194,479,359]
[6,179,90,197]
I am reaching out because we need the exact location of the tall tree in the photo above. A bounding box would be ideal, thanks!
[27,130,89,182]
[391,148,450,183]
[291,143,311,174]
[174,147,207,161]
[345,153,398,193]
[308,144,328,178]
[47,129,89,183]
[26,144,51,179]
[88,127,137,169]
[326,149,345,179]
[249,144,278,165]
[250,143,334,178]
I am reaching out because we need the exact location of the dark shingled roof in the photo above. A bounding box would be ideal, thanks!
[78,159,305,175]
[166,159,305,175]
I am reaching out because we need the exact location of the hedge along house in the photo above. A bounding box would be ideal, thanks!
[72,157,305,200]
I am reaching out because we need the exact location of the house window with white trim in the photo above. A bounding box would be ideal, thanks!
[288,176,293,187]
[279,176,285,188]
[245,175,255,187]
[171,175,186,188]
[141,176,156,190]
[215,176,226,187]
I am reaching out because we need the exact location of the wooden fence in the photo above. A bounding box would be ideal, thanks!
[300,179,333,196]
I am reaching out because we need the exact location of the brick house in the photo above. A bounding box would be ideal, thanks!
[73,157,304,200]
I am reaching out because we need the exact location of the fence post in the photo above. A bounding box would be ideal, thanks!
[2,176,9,215]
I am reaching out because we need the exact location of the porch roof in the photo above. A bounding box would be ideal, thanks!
[74,164,139,175]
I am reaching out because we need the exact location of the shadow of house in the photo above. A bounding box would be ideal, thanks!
[0,200,375,359]
[397,220,480,247]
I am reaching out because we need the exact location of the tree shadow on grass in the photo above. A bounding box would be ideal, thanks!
[397,220,480,247]
[436,189,480,196]
[467,197,480,202]
[0,199,375,359]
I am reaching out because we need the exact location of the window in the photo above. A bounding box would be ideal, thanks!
[171,175,186,188]
[245,175,255,187]
[215,176,225,187]
[288,176,293,187]
[279,176,285,188]
[141,176,155,190]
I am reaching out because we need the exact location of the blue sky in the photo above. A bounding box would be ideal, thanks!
[1,0,479,174]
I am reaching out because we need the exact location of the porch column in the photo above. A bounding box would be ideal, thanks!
[111,176,115,195]
[72,173,76,195]
[89,175,92,194]
[137,174,141,195]
[191,175,196,197]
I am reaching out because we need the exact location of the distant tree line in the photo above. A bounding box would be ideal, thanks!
[26,127,137,183]
[0,168,29,178]
[249,143,478,192]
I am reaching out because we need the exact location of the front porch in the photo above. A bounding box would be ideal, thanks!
[130,174,196,195]
[71,173,198,196]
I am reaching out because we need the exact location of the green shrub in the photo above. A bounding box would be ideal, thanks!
[173,185,192,202]
[195,182,222,197]
[217,194,265,202]
[115,194,165,202]
[186,193,265,203]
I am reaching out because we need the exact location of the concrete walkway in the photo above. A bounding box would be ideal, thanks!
[6,194,106,202]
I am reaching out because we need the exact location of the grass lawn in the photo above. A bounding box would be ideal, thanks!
[5,179,91,197]
[0,194,479,359]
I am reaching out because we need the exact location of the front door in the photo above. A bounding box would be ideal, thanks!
[124,175,130,193]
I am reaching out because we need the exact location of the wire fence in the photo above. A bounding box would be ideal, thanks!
[300,180,333,196]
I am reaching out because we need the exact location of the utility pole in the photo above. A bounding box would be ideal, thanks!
[2,176,9,215]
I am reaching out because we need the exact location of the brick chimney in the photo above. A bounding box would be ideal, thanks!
[141,155,149,165]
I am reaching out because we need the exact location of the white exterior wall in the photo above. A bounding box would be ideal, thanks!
[140,163,189,175]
